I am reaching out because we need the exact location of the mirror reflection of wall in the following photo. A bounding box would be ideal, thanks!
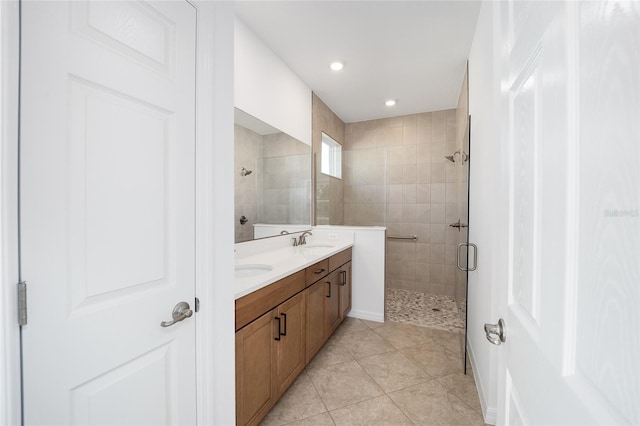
[234,109,312,243]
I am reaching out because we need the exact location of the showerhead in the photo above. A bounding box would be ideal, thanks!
[241,167,252,176]
[445,155,456,163]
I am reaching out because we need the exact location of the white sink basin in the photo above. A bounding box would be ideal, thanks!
[299,244,335,256]
[235,264,273,278]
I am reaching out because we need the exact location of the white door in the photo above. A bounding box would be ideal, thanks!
[20,1,198,424]
[497,1,639,424]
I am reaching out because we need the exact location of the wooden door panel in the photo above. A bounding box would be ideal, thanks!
[276,292,306,394]
[305,280,326,363]
[325,271,341,336]
[236,309,278,426]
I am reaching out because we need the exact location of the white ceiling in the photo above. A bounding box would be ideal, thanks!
[235,1,482,124]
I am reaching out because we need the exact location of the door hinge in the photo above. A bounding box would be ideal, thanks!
[194,297,200,313]
[18,281,27,326]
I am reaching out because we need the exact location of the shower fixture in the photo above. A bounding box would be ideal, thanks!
[241,167,253,176]
[444,150,469,164]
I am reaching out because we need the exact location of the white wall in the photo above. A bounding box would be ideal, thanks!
[234,19,312,146]
[313,226,386,322]
[467,1,504,424]
[0,2,21,425]
[195,2,236,425]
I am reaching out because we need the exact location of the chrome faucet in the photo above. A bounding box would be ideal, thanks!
[293,231,313,246]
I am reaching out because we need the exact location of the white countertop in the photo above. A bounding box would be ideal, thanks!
[234,231,354,299]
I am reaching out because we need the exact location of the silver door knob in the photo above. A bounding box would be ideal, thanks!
[160,301,193,327]
[484,318,506,345]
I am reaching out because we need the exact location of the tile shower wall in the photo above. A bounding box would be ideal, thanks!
[235,124,262,242]
[235,125,311,242]
[344,110,459,296]
[259,132,311,225]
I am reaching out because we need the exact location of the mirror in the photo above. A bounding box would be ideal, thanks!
[234,108,312,243]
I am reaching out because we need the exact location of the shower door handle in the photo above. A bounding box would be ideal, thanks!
[456,243,477,271]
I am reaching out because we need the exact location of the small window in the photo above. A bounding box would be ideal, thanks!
[321,132,342,179]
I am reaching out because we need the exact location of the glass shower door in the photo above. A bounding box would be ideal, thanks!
[454,116,471,373]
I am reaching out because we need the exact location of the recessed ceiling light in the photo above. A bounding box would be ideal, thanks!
[330,61,344,71]
[385,99,397,107]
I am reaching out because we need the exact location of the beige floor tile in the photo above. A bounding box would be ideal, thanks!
[281,412,335,426]
[329,395,413,426]
[371,322,433,350]
[401,344,462,378]
[360,319,386,329]
[357,350,432,392]
[306,343,354,372]
[332,317,370,337]
[429,328,463,356]
[389,380,485,426]
[333,329,396,359]
[261,372,327,426]
[306,360,384,411]
[437,372,482,413]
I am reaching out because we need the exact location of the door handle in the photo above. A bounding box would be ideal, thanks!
[160,301,193,327]
[338,270,347,286]
[274,317,281,341]
[326,281,331,298]
[484,318,506,345]
[456,242,477,271]
[281,313,287,336]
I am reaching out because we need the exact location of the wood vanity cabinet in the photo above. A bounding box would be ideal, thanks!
[235,309,277,426]
[324,269,341,337]
[337,261,352,320]
[235,247,352,426]
[305,279,327,363]
[274,291,306,395]
[235,291,306,426]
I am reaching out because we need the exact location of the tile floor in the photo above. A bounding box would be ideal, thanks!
[260,317,485,426]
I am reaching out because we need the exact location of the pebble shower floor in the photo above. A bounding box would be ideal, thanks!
[385,288,464,331]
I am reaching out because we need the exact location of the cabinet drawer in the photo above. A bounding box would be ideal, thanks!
[236,270,306,331]
[305,259,329,285]
[329,247,352,272]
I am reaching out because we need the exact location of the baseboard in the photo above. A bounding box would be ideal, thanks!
[467,337,497,425]
[347,310,384,323]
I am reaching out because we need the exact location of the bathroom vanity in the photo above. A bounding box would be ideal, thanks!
[234,239,353,426]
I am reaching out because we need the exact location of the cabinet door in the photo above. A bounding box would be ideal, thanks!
[305,280,326,363]
[338,261,352,320]
[236,309,278,426]
[275,291,306,394]
[325,270,341,336]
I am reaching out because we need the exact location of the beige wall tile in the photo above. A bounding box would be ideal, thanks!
[431,203,446,224]
[416,162,431,183]
[431,163,446,183]
[416,184,431,203]
[401,204,417,223]
[431,183,446,203]
[416,204,431,223]
[431,224,445,243]
[416,243,430,263]
[402,184,416,204]
[403,124,417,145]
[432,110,447,143]
[402,164,417,184]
